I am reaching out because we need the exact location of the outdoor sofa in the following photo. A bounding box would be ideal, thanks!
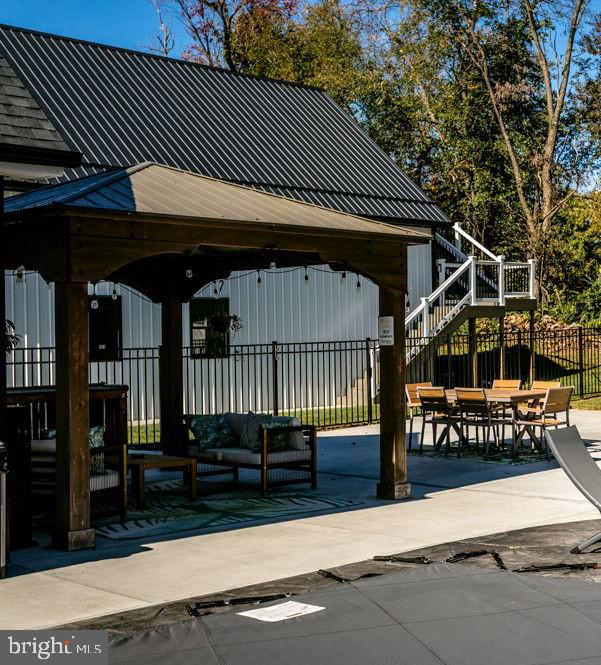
[184,412,317,494]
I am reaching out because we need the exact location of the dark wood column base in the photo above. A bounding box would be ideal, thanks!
[52,527,95,551]
[377,481,411,500]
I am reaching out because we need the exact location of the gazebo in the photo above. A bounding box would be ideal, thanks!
[4,161,430,550]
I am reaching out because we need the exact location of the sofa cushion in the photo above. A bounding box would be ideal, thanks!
[189,445,311,466]
[184,414,236,449]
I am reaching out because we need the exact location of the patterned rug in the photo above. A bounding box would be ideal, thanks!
[96,482,362,541]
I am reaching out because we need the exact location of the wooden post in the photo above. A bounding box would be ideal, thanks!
[0,176,6,445]
[469,317,478,387]
[160,297,184,456]
[377,286,410,500]
[53,281,94,551]
[528,309,535,386]
[499,316,505,380]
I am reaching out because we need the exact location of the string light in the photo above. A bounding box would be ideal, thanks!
[112,284,118,301]
[340,271,346,285]
[213,281,219,298]
[256,270,262,286]
[269,259,277,270]
[15,266,25,285]
[356,275,361,289]
[304,267,309,284]
[185,268,193,279]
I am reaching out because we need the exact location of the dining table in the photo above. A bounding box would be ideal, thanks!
[443,388,548,458]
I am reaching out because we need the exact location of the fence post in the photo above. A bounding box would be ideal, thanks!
[366,338,373,423]
[528,310,535,386]
[578,327,585,398]
[499,316,505,379]
[271,341,279,415]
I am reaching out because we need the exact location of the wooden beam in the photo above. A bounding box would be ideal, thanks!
[160,297,184,456]
[377,285,410,500]
[499,316,505,380]
[0,176,6,444]
[469,317,478,387]
[53,281,94,551]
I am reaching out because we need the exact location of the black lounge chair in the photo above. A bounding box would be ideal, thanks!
[545,426,601,554]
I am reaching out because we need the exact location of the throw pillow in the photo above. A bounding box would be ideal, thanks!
[271,416,306,450]
[260,418,295,452]
[224,412,247,440]
[184,414,236,449]
[89,425,106,474]
[239,412,272,451]
[41,426,106,474]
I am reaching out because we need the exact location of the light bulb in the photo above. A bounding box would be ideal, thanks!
[269,260,277,270]
[356,276,361,289]
[112,286,118,301]
[91,299,99,310]
[341,271,347,285]
[185,268,193,279]
[304,268,309,284]
[257,271,262,286]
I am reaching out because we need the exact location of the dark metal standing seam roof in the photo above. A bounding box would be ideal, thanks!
[0,24,449,225]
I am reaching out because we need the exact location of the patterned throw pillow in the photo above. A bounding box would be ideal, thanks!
[89,425,106,474]
[259,418,295,452]
[184,414,236,449]
[40,426,106,474]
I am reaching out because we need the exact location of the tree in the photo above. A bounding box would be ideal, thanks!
[395,0,593,302]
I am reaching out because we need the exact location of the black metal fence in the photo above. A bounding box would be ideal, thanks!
[6,327,601,447]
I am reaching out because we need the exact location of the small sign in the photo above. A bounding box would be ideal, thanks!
[378,316,394,346]
[238,601,325,622]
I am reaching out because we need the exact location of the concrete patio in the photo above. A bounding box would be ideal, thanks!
[2,410,601,630]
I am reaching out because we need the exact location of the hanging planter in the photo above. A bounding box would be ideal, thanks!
[3,319,19,353]
[208,312,243,336]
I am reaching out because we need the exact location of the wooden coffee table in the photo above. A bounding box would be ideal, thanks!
[127,454,197,509]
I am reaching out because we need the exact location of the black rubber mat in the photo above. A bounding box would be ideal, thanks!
[109,563,601,665]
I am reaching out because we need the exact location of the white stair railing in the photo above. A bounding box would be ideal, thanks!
[406,225,536,362]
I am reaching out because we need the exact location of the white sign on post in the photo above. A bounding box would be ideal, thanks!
[378,316,394,346]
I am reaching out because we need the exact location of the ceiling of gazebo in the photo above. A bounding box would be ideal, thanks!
[4,162,430,299]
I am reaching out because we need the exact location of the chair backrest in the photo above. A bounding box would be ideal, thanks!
[417,386,450,414]
[492,379,522,390]
[455,387,489,416]
[542,386,573,415]
[532,380,561,389]
[406,382,432,405]
[545,427,601,511]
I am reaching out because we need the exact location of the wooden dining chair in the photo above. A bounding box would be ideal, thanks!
[405,382,432,451]
[513,386,574,459]
[455,388,509,458]
[417,386,455,456]
[492,379,522,390]
[531,380,561,389]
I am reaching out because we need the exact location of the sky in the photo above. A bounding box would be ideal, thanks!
[1,0,601,59]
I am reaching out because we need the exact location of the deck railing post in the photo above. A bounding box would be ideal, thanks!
[498,255,505,306]
[469,255,477,305]
[528,259,536,299]
[421,298,430,338]
[271,340,279,416]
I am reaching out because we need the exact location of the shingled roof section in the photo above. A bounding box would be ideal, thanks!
[0,53,80,166]
[0,24,448,225]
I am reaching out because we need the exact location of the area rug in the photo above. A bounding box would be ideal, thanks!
[96,484,363,541]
